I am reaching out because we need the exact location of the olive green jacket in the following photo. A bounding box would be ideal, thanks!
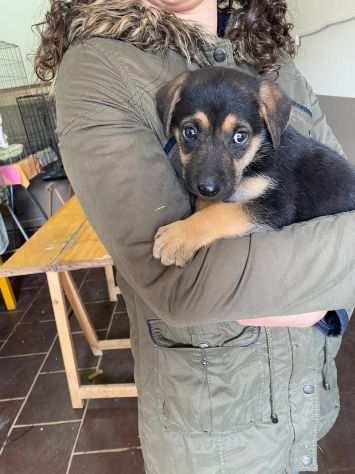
[55,9,355,473]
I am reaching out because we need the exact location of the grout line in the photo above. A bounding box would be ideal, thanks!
[71,329,107,336]
[40,367,97,375]
[65,402,89,474]
[0,397,25,403]
[0,334,58,456]
[0,286,43,353]
[0,352,47,360]
[77,298,114,305]
[65,303,116,473]
[15,419,82,428]
[74,447,141,456]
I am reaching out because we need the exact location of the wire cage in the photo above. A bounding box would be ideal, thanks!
[17,93,61,162]
[0,41,64,178]
[0,41,28,90]
[0,41,31,158]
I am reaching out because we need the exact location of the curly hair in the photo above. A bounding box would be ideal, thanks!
[35,0,295,81]
[223,0,296,74]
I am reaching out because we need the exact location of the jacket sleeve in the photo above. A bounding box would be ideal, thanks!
[56,42,355,327]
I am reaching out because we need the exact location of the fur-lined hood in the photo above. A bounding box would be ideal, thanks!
[66,0,243,66]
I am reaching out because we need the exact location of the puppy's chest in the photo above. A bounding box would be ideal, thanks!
[228,175,276,203]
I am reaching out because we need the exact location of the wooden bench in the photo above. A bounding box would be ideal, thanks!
[0,196,137,408]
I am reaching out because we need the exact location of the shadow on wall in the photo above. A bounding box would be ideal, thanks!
[319,95,355,163]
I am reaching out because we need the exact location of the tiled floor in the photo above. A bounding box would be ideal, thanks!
[0,268,354,473]
[0,269,142,474]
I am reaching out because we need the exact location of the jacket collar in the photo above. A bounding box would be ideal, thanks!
[68,1,215,66]
[67,1,247,67]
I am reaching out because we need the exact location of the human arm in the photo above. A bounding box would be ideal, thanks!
[56,40,355,328]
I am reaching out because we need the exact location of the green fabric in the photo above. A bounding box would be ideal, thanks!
[55,37,353,473]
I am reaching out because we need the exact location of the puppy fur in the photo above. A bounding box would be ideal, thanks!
[153,67,355,267]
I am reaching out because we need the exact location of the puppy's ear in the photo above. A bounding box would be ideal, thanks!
[259,80,291,148]
[156,72,189,136]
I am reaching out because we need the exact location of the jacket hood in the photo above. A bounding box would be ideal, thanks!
[68,0,218,66]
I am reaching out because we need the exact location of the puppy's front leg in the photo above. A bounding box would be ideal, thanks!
[153,202,255,267]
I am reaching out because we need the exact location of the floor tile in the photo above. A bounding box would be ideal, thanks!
[0,400,22,447]
[0,322,57,356]
[0,355,44,399]
[70,301,115,332]
[319,392,355,471]
[17,372,83,425]
[0,288,38,313]
[23,286,54,322]
[71,269,89,286]
[70,449,145,474]
[0,311,23,340]
[98,349,134,384]
[24,299,54,323]
[337,323,355,394]
[0,422,79,474]
[17,273,46,289]
[107,312,130,339]
[76,398,139,452]
[85,268,106,282]
[43,333,102,372]
[115,295,127,313]
[79,278,109,303]
[317,445,330,474]
[330,471,355,474]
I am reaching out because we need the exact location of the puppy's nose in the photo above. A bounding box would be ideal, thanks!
[198,178,220,197]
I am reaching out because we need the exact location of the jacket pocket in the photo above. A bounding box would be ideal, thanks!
[148,320,268,433]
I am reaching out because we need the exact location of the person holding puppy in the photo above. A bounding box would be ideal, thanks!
[36,1,355,473]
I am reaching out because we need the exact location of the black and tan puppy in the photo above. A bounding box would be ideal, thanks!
[153,67,355,267]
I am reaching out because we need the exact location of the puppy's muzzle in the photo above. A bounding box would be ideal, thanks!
[197,177,221,198]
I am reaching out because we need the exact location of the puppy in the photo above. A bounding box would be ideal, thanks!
[153,67,355,267]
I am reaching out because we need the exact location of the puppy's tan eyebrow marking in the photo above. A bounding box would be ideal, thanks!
[233,134,263,177]
[175,129,192,166]
[192,111,210,129]
[222,113,238,134]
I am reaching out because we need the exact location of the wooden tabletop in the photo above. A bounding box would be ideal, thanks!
[0,196,112,277]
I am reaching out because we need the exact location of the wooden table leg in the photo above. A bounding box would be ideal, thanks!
[104,265,120,301]
[47,271,83,409]
[60,271,102,356]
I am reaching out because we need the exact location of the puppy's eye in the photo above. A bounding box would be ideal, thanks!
[233,130,249,145]
[182,125,198,141]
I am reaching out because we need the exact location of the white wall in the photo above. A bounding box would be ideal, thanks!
[289,0,355,98]
[0,1,354,97]
[0,0,48,85]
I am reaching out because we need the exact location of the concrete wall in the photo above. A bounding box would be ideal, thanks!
[319,95,355,163]
[289,0,355,98]
[0,0,48,86]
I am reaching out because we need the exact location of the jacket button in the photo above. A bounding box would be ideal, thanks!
[213,48,227,62]
[302,455,313,466]
[303,384,315,394]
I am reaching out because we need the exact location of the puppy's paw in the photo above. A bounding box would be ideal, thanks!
[153,221,199,267]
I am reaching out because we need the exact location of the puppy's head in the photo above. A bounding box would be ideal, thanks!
[156,67,291,202]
